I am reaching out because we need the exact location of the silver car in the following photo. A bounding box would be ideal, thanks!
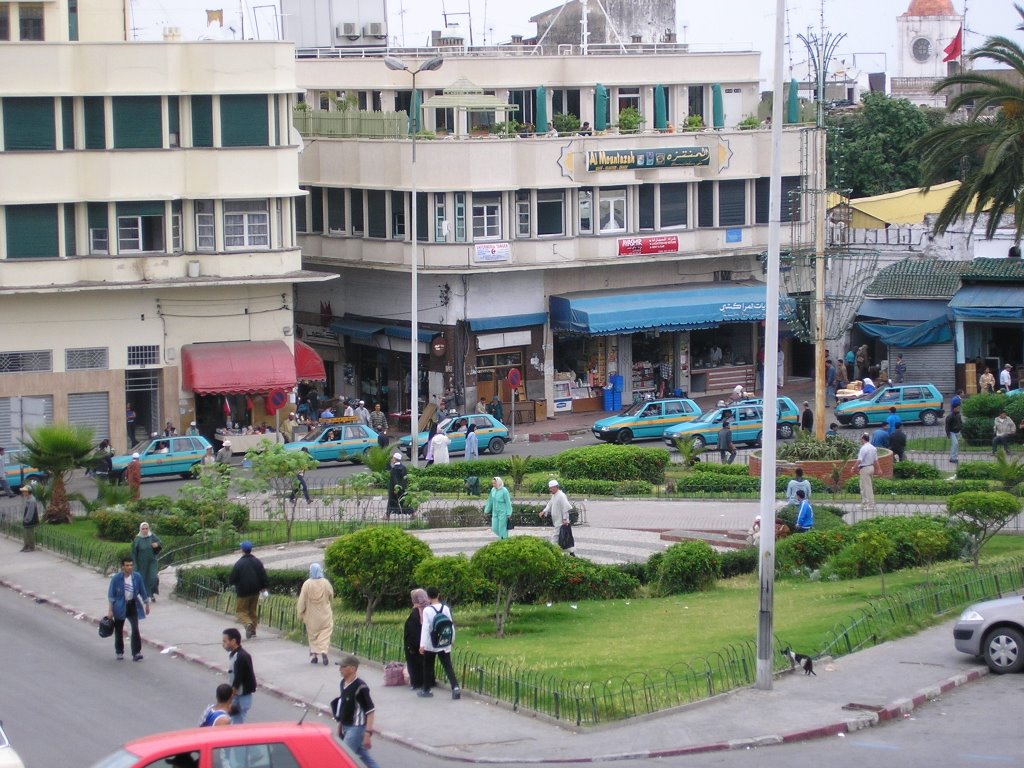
[953,594,1024,674]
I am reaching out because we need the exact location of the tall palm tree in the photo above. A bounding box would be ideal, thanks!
[914,4,1024,245]
[17,423,97,524]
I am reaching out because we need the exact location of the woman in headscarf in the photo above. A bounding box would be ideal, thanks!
[296,563,335,665]
[404,588,430,690]
[130,521,162,601]
[464,423,479,461]
[483,476,513,540]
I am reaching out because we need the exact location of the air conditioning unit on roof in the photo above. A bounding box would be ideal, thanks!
[365,21,387,38]
[338,22,359,39]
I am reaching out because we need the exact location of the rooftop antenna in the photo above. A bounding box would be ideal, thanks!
[397,0,407,47]
[440,0,473,46]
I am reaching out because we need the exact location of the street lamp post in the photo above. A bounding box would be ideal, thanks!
[384,55,444,467]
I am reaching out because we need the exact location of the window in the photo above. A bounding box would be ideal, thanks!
[391,190,406,239]
[639,186,655,231]
[64,203,77,256]
[515,190,530,238]
[140,751,201,767]
[68,0,78,40]
[171,212,182,252]
[697,181,714,227]
[578,188,593,234]
[367,189,386,239]
[3,97,56,151]
[66,347,109,370]
[326,188,345,233]
[434,193,446,241]
[84,96,105,149]
[19,4,44,40]
[350,190,364,235]
[454,192,466,242]
[309,187,323,233]
[551,89,581,120]
[191,95,213,147]
[0,6,9,40]
[220,94,269,147]
[88,202,108,254]
[127,345,159,366]
[0,350,52,374]
[537,190,565,236]
[116,203,166,252]
[912,38,931,63]
[617,87,640,113]
[755,177,802,224]
[718,180,746,226]
[223,200,269,248]
[295,188,309,233]
[168,96,180,147]
[472,193,501,240]
[195,200,215,250]
[61,97,74,149]
[212,743,299,768]
[5,204,58,259]
[660,183,688,229]
[598,188,626,232]
[416,192,428,242]
[112,96,162,148]
[688,85,705,123]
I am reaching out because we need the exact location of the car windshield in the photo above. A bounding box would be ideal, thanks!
[130,438,153,453]
[620,401,650,417]
[694,409,725,424]
[436,417,457,432]
[302,426,334,442]
[87,749,141,768]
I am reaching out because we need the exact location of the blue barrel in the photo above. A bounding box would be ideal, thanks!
[610,374,624,392]
[603,389,615,411]
[612,392,622,410]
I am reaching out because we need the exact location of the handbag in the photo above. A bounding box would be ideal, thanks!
[505,514,515,531]
[98,616,114,638]
[557,523,575,550]
[383,661,407,686]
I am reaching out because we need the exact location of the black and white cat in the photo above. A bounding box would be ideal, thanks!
[781,647,816,676]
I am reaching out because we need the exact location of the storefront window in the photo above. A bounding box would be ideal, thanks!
[578,188,593,234]
[537,190,565,236]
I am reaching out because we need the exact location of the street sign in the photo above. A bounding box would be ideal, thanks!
[506,368,522,388]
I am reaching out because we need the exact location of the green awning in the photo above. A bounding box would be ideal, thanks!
[654,85,667,130]
[594,84,608,131]
[536,85,548,132]
[712,84,724,129]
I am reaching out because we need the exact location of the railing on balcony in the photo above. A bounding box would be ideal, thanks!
[292,108,408,138]
[293,42,760,61]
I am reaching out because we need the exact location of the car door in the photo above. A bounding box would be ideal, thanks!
[141,439,172,476]
[634,402,665,438]
[897,386,923,420]
[338,425,371,459]
[733,406,762,443]
[312,429,341,461]
[443,419,469,454]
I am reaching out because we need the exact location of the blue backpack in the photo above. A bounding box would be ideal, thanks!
[429,603,454,648]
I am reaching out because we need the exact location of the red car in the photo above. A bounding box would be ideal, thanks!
[89,722,361,768]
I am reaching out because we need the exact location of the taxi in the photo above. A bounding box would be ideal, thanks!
[591,397,702,443]
[737,396,801,438]
[283,416,380,463]
[663,398,797,449]
[834,383,944,429]
[399,413,510,458]
[4,462,47,492]
[110,435,213,481]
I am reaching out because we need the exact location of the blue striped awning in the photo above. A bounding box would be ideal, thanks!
[468,313,547,332]
[329,318,386,340]
[381,325,436,343]
[950,285,1024,320]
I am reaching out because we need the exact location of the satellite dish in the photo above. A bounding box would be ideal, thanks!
[290,125,305,153]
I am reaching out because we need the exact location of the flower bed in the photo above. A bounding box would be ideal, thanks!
[748,449,893,486]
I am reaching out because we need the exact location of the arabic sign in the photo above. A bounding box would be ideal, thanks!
[617,235,679,257]
[719,301,767,320]
[587,146,711,171]
[475,242,511,262]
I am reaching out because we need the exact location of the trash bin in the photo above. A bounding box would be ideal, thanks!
[464,476,481,496]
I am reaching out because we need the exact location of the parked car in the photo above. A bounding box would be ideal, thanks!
[3,463,47,492]
[399,413,510,458]
[953,595,1024,674]
[737,396,801,438]
[284,418,380,463]
[591,397,702,443]
[834,383,944,429]
[0,721,26,768]
[663,399,795,449]
[88,722,360,768]
[110,435,213,481]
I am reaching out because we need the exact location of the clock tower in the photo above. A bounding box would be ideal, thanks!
[895,0,962,105]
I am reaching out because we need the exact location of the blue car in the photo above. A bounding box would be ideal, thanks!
[284,418,380,463]
[591,397,702,443]
[399,413,510,458]
[834,384,944,429]
[663,397,798,449]
[111,435,214,480]
[4,462,47,492]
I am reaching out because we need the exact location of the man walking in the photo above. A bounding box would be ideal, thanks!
[354,400,371,426]
[198,684,234,727]
[418,587,461,700]
[800,401,813,433]
[945,404,963,464]
[1000,363,1013,392]
[825,359,837,407]
[369,403,389,448]
[215,441,232,464]
[540,479,575,555]
[106,557,150,661]
[857,432,880,514]
[333,655,380,768]
[20,485,40,551]
[0,447,15,498]
[993,410,1015,455]
[228,541,268,639]
[785,467,811,507]
[893,354,907,384]
[222,628,256,723]
[386,452,407,518]
[717,420,736,464]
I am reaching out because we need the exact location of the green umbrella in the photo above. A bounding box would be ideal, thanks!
[654,84,667,130]
[410,88,421,134]
[786,79,800,124]
[712,84,724,129]
[594,84,608,131]
[535,85,548,133]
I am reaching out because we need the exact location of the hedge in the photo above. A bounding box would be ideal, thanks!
[842,477,993,496]
[673,474,761,494]
[776,529,848,571]
[656,540,720,594]
[954,462,1002,480]
[177,565,307,596]
[545,557,641,601]
[409,456,558,479]
[719,547,759,578]
[555,444,669,484]
[525,478,653,496]
[691,463,750,476]
[892,461,943,480]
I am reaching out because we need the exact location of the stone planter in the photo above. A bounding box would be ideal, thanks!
[748,449,893,488]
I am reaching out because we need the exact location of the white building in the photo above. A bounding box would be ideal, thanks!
[291,33,819,418]
[0,0,331,452]
[891,0,962,107]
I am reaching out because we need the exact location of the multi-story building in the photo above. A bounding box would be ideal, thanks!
[291,31,819,419]
[0,0,331,452]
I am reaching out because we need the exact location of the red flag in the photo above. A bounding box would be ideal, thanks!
[943,26,962,62]
[223,397,231,417]
[246,396,255,412]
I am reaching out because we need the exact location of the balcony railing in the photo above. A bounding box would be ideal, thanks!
[292,108,408,138]
[294,42,755,61]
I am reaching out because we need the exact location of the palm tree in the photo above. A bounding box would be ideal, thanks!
[17,423,97,524]
[914,4,1024,245]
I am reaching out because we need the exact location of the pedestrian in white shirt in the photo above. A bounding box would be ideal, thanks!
[540,479,575,555]
[857,433,880,513]
[999,364,1013,392]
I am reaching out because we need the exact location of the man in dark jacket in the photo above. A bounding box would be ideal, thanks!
[717,421,736,464]
[386,453,408,518]
[889,424,907,462]
[800,401,814,433]
[945,405,963,464]
[228,541,268,639]
[20,484,40,551]
[222,627,257,723]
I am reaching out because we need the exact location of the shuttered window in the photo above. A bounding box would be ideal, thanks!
[310,187,323,233]
[367,189,386,239]
[68,393,110,441]
[6,204,58,259]
[755,176,803,224]
[718,180,746,226]
[84,97,105,149]
[3,97,55,150]
[191,95,213,147]
[639,185,655,231]
[660,183,687,229]
[350,191,364,235]
[64,203,77,256]
[326,188,345,233]
[220,94,268,147]
[295,188,308,232]
[61,97,74,149]
[88,202,109,254]
[113,96,162,148]
[167,96,180,146]
[697,181,714,228]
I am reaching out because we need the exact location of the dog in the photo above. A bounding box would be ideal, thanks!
[781,647,816,676]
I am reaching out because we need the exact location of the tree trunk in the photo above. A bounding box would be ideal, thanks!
[45,476,71,524]
[365,595,381,625]
[498,590,516,639]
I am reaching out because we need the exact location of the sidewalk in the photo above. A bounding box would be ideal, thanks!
[0,527,993,763]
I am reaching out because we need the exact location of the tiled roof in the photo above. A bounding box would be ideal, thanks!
[961,257,1024,282]
[864,259,971,299]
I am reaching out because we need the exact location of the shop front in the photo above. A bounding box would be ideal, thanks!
[950,284,1024,393]
[467,314,547,422]
[550,284,792,401]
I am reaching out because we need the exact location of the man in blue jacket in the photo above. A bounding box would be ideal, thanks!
[106,557,150,661]
[794,490,814,533]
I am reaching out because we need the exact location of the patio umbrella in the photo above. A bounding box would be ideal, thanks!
[654,84,667,130]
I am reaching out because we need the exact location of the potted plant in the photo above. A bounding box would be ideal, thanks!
[682,114,705,131]
[552,112,581,135]
[738,115,761,130]
[616,106,644,134]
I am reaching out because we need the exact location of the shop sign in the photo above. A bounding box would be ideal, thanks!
[431,335,448,357]
[617,235,679,257]
[586,146,710,171]
[475,242,511,262]
[298,324,339,343]
[720,301,767,320]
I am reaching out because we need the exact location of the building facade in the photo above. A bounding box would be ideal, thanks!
[292,42,817,418]
[0,1,329,453]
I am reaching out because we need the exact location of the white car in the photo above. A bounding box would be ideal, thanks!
[953,595,1024,674]
[0,722,26,768]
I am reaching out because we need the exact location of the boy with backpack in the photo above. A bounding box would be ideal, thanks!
[418,586,461,700]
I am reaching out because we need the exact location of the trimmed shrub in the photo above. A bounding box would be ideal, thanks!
[674,474,760,494]
[555,444,669,484]
[412,554,491,606]
[613,560,653,585]
[155,499,250,536]
[776,529,848,572]
[852,515,964,570]
[691,463,749,476]
[892,461,943,480]
[410,456,557,480]
[128,496,176,517]
[656,541,720,594]
[525,478,653,496]
[776,504,847,532]
[419,504,487,528]
[176,565,307,595]
[408,476,465,494]
[546,557,641,601]
[842,477,993,496]
[955,462,1001,480]
[719,546,759,578]
[93,508,144,542]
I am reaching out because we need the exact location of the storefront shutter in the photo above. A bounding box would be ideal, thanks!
[5,204,58,259]
[3,97,56,150]
[718,180,746,226]
[191,95,213,147]
[220,94,268,147]
[84,96,105,149]
[890,344,955,394]
[68,392,110,441]
[112,96,162,148]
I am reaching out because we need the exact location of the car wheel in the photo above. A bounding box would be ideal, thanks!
[778,424,794,439]
[615,429,634,444]
[750,431,763,448]
[983,626,1024,674]
[851,413,868,429]
[920,410,938,426]
[692,435,707,450]
[488,437,506,454]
